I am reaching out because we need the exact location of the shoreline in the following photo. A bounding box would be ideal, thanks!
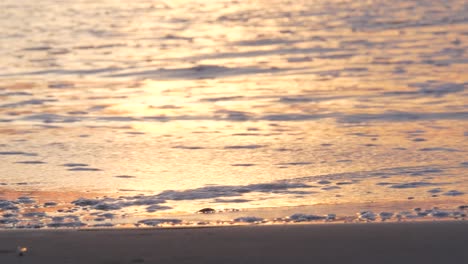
[0,217,466,232]
[1,188,466,229]
[1,221,467,263]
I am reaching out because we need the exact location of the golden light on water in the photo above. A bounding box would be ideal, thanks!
[0,0,466,227]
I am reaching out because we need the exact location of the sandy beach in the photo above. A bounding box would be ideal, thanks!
[0,222,466,264]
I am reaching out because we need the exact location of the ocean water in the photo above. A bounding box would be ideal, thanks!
[0,0,467,228]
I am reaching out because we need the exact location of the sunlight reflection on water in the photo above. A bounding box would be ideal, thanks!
[0,0,466,228]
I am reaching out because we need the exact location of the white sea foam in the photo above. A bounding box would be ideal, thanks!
[0,200,18,210]
[289,214,326,222]
[429,211,451,218]
[379,212,394,221]
[72,198,100,206]
[93,203,122,211]
[47,222,86,228]
[233,217,264,223]
[358,211,376,221]
[137,219,182,226]
[22,212,47,218]
[92,223,114,227]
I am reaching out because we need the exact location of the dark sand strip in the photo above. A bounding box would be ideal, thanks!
[0,222,467,264]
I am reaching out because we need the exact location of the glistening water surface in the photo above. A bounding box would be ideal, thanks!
[0,0,467,228]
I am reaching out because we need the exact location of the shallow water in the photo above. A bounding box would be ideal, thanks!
[0,0,467,228]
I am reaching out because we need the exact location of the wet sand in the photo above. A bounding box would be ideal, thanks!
[0,222,467,264]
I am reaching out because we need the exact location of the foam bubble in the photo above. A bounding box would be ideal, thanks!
[137,219,182,226]
[0,200,19,210]
[93,203,122,211]
[92,223,114,227]
[234,217,264,223]
[22,212,47,218]
[47,221,86,228]
[17,197,35,204]
[72,198,100,206]
[430,211,451,218]
[379,212,394,221]
[0,218,20,224]
[358,211,376,221]
[289,213,326,222]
